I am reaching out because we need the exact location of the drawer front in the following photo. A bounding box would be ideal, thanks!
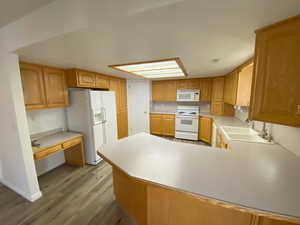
[63,137,81,149]
[34,144,62,160]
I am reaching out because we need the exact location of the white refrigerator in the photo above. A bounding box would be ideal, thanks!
[66,89,118,165]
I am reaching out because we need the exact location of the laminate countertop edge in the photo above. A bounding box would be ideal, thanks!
[98,133,300,224]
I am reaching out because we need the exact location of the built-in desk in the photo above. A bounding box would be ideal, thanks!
[32,131,85,167]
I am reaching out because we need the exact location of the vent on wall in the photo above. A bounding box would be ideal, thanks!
[109,58,187,79]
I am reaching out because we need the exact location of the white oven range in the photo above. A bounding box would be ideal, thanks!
[175,106,199,141]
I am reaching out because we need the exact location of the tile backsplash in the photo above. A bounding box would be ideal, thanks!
[151,101,210,113]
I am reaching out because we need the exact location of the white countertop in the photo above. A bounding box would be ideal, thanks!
[99,132,300,219]
[32,131,82,153]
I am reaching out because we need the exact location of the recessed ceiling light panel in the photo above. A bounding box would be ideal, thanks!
[109,58,187,79]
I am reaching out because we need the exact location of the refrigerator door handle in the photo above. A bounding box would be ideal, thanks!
[101,107,107,123]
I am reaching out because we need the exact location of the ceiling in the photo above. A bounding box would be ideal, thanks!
[16,0,300,79]
[0,0,57,28]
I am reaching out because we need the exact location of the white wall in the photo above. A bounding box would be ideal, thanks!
[235,107,300,158]
[27,108,67,176]
[0,53,41,201]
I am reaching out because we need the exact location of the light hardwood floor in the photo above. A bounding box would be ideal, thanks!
[0,162,137,225]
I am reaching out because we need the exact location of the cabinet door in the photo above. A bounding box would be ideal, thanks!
[212,77,225,101]
[258,217,296,225]
[77,70,95,87]
[119,79,128,111]
[211,101,224,116]
[236,64,253,106]
[117,110,128,139]
[199,78,212,101]
[164,81,177,101]
[152,81,164,101]
[199,117,212,144]
[20,63,46,110]
[109,78,121,111]
[224,71,238,105]
[162,114,175,136]
[95,74,109,89]
[150,114,162,135]
[250,17,300,127]
[43,67,68,108]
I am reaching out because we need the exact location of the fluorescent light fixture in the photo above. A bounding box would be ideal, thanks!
[109,58,187,79]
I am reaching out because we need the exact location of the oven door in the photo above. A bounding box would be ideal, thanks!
[175,117,198,132]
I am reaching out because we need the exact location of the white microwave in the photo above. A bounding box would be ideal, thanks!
[176,90,200,102]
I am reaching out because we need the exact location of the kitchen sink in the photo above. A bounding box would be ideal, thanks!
[221,126,258,135]
[220,126,274,144]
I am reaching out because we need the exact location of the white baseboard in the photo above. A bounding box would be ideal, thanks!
[0,178,42,202]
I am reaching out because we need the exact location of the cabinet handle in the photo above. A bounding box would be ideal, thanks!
[297,105,300,116]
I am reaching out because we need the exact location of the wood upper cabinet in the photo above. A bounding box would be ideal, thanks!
[66,69,110,89]
[20,63,47,110]
[236,64,253,106]
[176,79,199,90]
[164,80,177,101]
[224,71,239,105]
[212,77,225,101]
[95,74,109,89]
[152,81,164,102]
[152,80,177,102]
[250,15,300,127]
[199,78,212,101]
[150,114,163,135]
[199,117,212,144]
[43,67,68,108]
[77,70,95,87]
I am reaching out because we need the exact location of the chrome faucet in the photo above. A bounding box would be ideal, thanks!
[259,122,268,139]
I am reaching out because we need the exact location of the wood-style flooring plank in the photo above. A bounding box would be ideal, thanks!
[0,162,136,225]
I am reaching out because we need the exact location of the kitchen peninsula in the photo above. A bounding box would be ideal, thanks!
[98,133,300,225]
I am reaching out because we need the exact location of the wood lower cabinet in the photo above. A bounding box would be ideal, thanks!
[250,15,300,128]
[20,62,68,110]
[20,63,47,110]
[199,117,212,144]
[162,114,175,136]
[111,166,296,225]
[216,128,230,150]
[43,67,68,108]
[150,114,163,135]
[150,114,175,136]
[148,185,253,225]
